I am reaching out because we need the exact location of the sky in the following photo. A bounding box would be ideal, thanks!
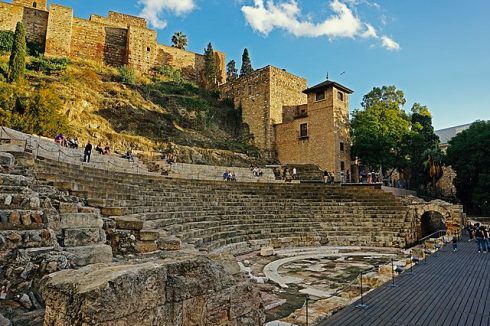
[31,0,490,130]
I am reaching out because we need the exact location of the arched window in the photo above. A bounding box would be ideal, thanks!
[32,2,37,8]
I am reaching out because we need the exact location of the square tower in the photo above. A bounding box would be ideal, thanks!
[275,80,353,178]
[13,0,47,10]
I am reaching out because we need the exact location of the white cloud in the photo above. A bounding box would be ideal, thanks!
[381,35,400,51]
[241,0,400,50]
[138,0,196,29]
[361,23,377,38]
[241,0,363,38]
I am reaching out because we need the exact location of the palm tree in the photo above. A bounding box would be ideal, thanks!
[171,32,188,50]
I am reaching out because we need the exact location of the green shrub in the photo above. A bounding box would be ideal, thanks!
[27,56,69,75]
[0,82,69,137]
[0,30,14,54]
[155,65,183,83]
[27,41,45,57]
[0,61,8,80]
[118,65,135,84]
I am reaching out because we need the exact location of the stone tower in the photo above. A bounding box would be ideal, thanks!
[13,0,46,10]
[274,80,353,178]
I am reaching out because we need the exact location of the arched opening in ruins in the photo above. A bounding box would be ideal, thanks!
[32,2,37,8]
[420,211,446,237]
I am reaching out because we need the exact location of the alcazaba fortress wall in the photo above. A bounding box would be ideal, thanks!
[0,0,226,83]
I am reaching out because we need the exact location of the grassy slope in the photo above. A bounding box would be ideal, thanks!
[0,56,263,166]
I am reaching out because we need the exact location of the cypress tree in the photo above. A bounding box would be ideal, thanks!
[8,22,27,83]
[203,42,217,89]
[240,48,253,77]
[226,60,238,81]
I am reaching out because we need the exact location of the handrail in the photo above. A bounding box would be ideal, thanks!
[418,229,447,244]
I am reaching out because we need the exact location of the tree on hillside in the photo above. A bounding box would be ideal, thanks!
[226,60,238,81]
[351,86,410,173]
[404,103,440,190]
[240,48,254,77]
[8,22,27,83]
[171,32,188,50]
[446,121,490,215]
[203,42,217,89]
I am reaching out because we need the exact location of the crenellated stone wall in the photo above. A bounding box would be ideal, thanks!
[0,1,226,83]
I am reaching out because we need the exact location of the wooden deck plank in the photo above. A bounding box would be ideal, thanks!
[318,238,490,326]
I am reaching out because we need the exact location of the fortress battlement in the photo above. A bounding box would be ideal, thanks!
[0,0,226,82]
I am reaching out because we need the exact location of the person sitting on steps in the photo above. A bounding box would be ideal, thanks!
[95,144,103,155]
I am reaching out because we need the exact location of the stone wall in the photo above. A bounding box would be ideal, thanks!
[127,25,157,73]
[0,2,24,34]
[45,4,72,56]
[275,86,351,176]
[13,0,46,11]
[107,11,147,28]
[220,66,307,151]
[0,1,226,83]
[0,2,48,45]
[70,17,106,64]
[21,6,48,45]
[41,257,265,326]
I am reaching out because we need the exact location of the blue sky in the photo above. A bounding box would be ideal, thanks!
[35,0,490,129]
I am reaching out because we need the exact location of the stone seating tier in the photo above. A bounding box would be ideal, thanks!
[32,157,411,252]
[150,161,278,183]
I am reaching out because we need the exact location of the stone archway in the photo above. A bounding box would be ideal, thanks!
[415,203,452,239]
[420,211,446,238]
[402,197,464,245]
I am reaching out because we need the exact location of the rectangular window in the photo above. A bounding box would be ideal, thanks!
[340,142,344,151]
[337,91,344,101]
[299,123,308,138]
[341,161,345,171]
[315,91,325,101]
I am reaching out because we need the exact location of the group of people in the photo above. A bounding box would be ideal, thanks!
[56,134,137,162]
[223,170,236,181]
[466,223,490,253]
[278,167,297,181]
[95,144,111,155]
[54,134,79,149]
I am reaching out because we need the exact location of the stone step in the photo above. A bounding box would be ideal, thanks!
[63,244,113,267]
[62,227,104,247]
[60,213,102,229]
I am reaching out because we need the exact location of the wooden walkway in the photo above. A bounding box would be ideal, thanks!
[319,239,490,326]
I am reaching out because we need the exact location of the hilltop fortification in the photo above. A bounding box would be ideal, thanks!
[0,0,226,83]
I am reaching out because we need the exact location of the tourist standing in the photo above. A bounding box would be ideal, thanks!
[83,141,92,163]
[452,236,458,251]
[474,224,485,253]
[483,226,490,252]
[292,167,297,180]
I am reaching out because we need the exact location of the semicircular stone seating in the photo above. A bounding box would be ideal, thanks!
[31,155,411,255]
